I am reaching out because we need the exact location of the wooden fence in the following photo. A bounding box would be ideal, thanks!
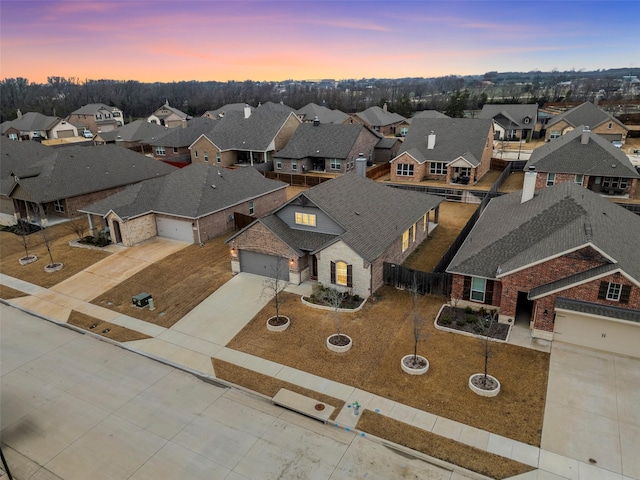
[383,263,452,296]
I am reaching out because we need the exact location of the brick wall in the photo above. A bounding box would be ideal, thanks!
[592,122,628,141]
[389,153,427,183]
[274,115,301,151]
[53,186,126,219]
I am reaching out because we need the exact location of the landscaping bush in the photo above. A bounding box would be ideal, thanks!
[439,314,452,325]
[464,306,473,314]
[466,313,477,324]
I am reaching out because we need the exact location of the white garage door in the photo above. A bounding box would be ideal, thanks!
[156,217,193,242]
[554,310,640,358]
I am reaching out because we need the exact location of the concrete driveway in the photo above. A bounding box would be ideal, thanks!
[541,342,640,479]
[1,304,457,480]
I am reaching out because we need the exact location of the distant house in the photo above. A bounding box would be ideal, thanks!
[346,104,406,136]
[147,101,191,128]
[148,117,218,164]
[94,119,168,155]
[295,103,349,124]
[1,110,78,140]
[389,118,493,184]
[544,102,628,143]
[374,137,402,164]
[189,105,301,168]
[273,121,381,174]
[68,103,124,133]
[478,104,538,141]
[81,164,287,246]
[202,103,255,120]
[5,144,174,225]
[227,173,443,298]
[446,180,640,358]
[397,110,449,137]
[526,127,639,197]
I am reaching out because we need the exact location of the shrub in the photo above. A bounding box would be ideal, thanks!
[456,317,466,327]
[478,307,487,317]
[464,306,473,314]
[466,314,477,324]
[439,314,452,325]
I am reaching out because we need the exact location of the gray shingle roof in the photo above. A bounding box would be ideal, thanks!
[9,144,175,203]
[0,112,61,134]
[299,173,442,262]
[446,182,640,282]
[203,103,254,119]
[355,106,406,127]
[149,117,218,147]
[274,124,369,160]
[555,297,640,323]
[396,118,492,164]
[260,215,336,254]
[70,103,120,115]
[150,102,189,120]
[411,110,449,120]
[478,104,538,129]
[98,120,168,143]
[546,102,627,131]
[295,103,349,124]
[526,127,639,178]
[199,109,299,152]
[0,138,53,196]
[81,163,287,219]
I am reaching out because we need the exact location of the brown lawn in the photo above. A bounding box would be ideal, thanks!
[0,221,110,288]
[67,311,151,343]
[224,287,549,446]
[498,171,525,193]
[403,201,478,272]
[0,285,28,300]
[91,234,233,328]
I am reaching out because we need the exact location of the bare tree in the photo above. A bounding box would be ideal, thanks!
[15,220,37,263]
[321,286,347,338]
[261,257,288,324]
[64,216,88,240]
[475,309,499,388]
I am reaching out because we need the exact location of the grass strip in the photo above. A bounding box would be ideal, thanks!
[0,285,28,300]
[68,311,151,342]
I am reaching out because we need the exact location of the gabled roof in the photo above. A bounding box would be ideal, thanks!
[149,117,218,147]
[394,118,492,164]
[203,103,254,119]
[478,104,538,129]
[70,103,121,115]
[526,127,639,178]
[195,109,300,152]
[446,183,640,282]
[97,120,168,143]
[408,110,450,123]
[273,124,373,160]
[1,112,62,134]
[295,103,349,124]
[234,173,442,263]
[258,101,296,113]
[8,144,175,203]
[354,106,406,127]
[0,138,53,196]
[80,163,287,220]
[555,297,640,324]
[546,102,627,131]
[150,101,190,120]
[376,137,400,149]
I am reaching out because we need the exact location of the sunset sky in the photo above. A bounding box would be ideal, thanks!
[1,0,638,83]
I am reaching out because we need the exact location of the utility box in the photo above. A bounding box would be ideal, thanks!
[132,292,152,308]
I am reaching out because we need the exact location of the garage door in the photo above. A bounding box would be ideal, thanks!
[56,129,74,138]
[554,310,639,358]
[598,133,622,142]
[239,250,289,281]
[156,217,193,242]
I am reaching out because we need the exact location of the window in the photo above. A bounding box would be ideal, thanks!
[203,152,209,162]
[396,164,414,176]
[194,150,198,158]
[155,146,166,156]
[105,113,111,118]
[471,277,486,302]
[276,159,282,170]
[8,133,18,140]
[598,281,631,303]
[524,117,530,124]
[608,122,613,129]
[295,212,316,226]
[606,282,622,301]
[546,173,555,186]
[216,152,221,163]
[430,162,446,175]
[113,112,121,117]
[412,223,416,242]
[400,127,409,136]
[292,160,297,171]
[331,261,352,287]
[458,167,471,178]
[550,131,561,139]
[575,174,584,185]
[402,229,409,251]
[249,201,254,215]
[173,147,178,154]
[95,113,102,120]
[54,199,64,213]
[423,213,427,232]
[330,159,340,170]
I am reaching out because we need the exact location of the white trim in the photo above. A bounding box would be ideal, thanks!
[389,151,421,165]
[446,155,474,168]
[555,307,640,328]
[528,267,640,299]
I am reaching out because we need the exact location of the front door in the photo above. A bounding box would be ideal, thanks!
[515,291,534,327]
[112,220,122,243]
[311,255,318,280]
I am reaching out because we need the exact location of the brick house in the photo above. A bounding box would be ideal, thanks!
[526,127,639,197]
[189,105,301,168]
[227,172,442,299]
[295,103,349,124]
[345,104,406,136]
[6,144,175,225]
[273,121,381,174]
[80,164,287,246]
[68,103,124,133]
[446,178,640,358]
[544,102,628,143]
[94,119,168,156]
[148,117,218,164]
[147,101,191,128]
[478,104,538,141]
[389,118,493,184]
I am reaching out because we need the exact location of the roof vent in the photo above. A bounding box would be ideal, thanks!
[211,184,216,189]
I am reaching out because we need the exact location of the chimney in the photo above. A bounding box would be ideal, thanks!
[521,166,537,203]
[313,116,320,126]
[16,109,22,119]
[581,126,590,145]
[383,103,388,112]
[181,119,188,129]
[427,131,436,149]
[244,104,251,119]
[356,153,367,177]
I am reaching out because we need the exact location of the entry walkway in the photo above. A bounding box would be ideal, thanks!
[1,272,637,479]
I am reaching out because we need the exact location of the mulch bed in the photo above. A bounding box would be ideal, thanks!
[436,305,510,341]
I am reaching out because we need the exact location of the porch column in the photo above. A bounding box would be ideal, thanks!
[250,151,254,166]
[434,206,440,224]
[87,214,96,234]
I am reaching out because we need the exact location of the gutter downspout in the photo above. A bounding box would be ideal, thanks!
[196,218,202,245]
